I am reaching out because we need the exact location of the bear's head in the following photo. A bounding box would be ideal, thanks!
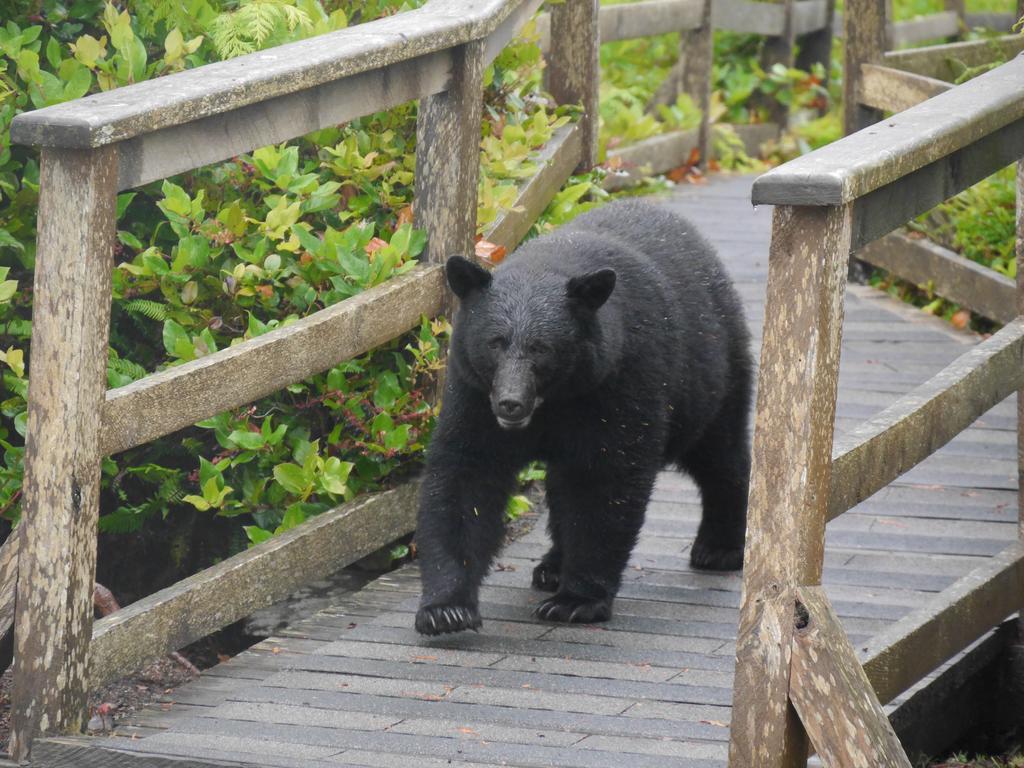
[444,255,616,431]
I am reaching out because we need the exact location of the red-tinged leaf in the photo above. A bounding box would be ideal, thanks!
[396,205,414,227]
[475,239,507,265]
[458,728,478,735]
[365,237,388,257]
[950,309,970,330]
[412,655,439,662]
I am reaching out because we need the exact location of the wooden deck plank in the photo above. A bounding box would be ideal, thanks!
[52,174,1018,768]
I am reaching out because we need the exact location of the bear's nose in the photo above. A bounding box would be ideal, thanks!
[497,399,526,421]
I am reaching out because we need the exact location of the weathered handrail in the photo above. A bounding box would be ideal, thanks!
[730,51,1024,767]
[752,53,1024,206]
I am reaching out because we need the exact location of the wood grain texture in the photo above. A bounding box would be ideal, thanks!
[101,265,444,456]
[829,318,1024,519]
[90,483,419,689]
[711,0,786,34]
[415,40,486,267]
[843,0,885,135]
[729,204,853,768]
[861,542,1024,704]
[680,0,713,167]
[793,0,835,99]
[10,0,536,149]
[547,0,599,171]
[881,33,1024,80]
[857,231,1016,324]
[858,63,952,114]
[789,587,912,768]
[10,146,118,760]
[597,0,704,39]
[0,529,20,657]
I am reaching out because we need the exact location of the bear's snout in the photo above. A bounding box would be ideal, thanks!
[491,358,537,430]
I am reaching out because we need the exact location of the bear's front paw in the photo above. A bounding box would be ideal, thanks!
[534,593,611,624]
[415,604,482,636]
[531,561,561,592]
[689,538,744,571]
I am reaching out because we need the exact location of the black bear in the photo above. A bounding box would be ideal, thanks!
[414,199,752,636]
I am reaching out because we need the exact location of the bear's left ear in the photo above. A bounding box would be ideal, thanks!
[446,255,492,298]
[567,268,616,311]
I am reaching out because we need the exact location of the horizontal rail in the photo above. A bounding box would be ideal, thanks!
[100,265,444,456]
[9,0,531,149]
[750,54,1024,206]
[603,123,779,191]
[964,11,1016,30]
[109,0,542,190]
[861,541,1024,705]
[882,34,1024,81]
[599,0,704,40]
[888,11,959,47]
[483,122,583,249]
[858,231,1017,324]
[828,317,1024,519]
[859,63,952,114]
[88,483,419,687]
[792,0,830,36]
[711,0,784,35]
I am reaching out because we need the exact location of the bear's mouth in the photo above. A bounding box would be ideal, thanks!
[496,413,533,430]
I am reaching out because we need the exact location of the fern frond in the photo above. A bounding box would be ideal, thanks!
[123,298,169,321]
[109,355,148,382]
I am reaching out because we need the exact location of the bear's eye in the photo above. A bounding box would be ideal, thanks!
[488,336,507,351]
[527,341,552,355]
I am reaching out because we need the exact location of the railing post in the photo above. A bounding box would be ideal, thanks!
[795,0,837,108]
[415,39,486,270]
[10,145,118,760]
[943,0,966,38]
[728,203,853,767]
[754,0,796,129]
[547,0,599,171]
[644,0,713,167]
[682,0,713,167]
[844,0,886,135]
[1017,160,1024,636]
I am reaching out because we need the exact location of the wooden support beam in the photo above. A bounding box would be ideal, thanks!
[10,146,118,760]
[89,483,418,688]
[857,231,1016,324]
[711,0,786,35]
[843,0,885,135]
[754,0,796,128]
[881,34,1024,81]
[829,318,1024,519]
[858,63,952,114]
[888,11,959,47]
[101,266,444,457]
[547,0,599,171]
[483,122,582,250]
[790,587,912,768]
[860,542,1024,705]
[730,204,853,768]
[794,0,835,101]
[415,40,486,267]
[598,0,704,40]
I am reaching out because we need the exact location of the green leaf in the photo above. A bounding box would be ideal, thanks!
[276,504,306,532]
[228,429,265,451]
[244,525,273,545]
[183,493,211,511]
[273,462,309,496]
[162,318,191,358]
[62,65,91,100]
[320,457,353,495]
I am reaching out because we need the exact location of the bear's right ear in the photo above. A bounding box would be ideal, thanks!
[446,255,492,299]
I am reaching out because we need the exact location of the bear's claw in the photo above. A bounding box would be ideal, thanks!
[415,604,482,636]
[531,561,561,592]
[534,593,611,624]
[689,539,744,571]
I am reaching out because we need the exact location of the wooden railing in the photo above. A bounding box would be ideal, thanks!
[844,0,1024,317]
[2,0,839,760]
[729,54,1024,767]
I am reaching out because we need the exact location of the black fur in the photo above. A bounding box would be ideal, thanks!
[414,200,753,636]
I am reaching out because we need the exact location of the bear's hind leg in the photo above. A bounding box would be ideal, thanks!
[683,400,750,571]
[534,466,653,623]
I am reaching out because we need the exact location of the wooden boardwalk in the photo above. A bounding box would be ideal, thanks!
[41,175,1019,767]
